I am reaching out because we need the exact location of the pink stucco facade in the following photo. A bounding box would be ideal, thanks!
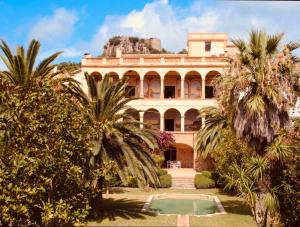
[75,32,237,169]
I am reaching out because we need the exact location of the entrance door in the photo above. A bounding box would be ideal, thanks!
[165,119,174,131]
[164,86,175,98]
[164,147,176,167]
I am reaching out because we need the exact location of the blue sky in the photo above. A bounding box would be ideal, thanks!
[0,0,299,67]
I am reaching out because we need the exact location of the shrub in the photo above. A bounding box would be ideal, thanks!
[157,168,168,176]
[194,174,215,189]
[109,36,121,46]
[150,154,164,168]
[0,81,95,226]
[159,174,172,188]
[201,170,212,178]
[127,176,138,188]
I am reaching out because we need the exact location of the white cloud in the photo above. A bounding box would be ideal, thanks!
[89,0,218,53]
[87,0,300,55]
[61,47,82,58]
[29,8,78,43]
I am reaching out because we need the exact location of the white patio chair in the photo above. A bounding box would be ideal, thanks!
[167,160,173,168]
[176,161,181,168]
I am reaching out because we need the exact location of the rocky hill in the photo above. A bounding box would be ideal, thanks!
[102,36,170,56]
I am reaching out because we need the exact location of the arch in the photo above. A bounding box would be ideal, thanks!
[174,143,194,168]
[105,71,119,83]
[123,70,141,97]
[164,71,181,99]
[205,70,221,98]
[90,71,102,82]
[124,108,140,122]
[144,71,161,99]
[184,71,202,99]
[143,108,160,129]
[184,108,201,131]
[164,108,181,131]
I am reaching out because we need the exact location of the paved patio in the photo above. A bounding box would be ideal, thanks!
[165,168,197,178]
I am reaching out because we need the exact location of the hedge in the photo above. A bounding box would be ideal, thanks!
[159,174,172,188]
[194,174,215,189]
[157,168,168,176]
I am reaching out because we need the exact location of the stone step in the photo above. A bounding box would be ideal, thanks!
[172,178,194,181]
[171,177,195,189]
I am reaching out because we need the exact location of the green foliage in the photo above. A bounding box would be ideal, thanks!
[41,199,90,226]
[150,153,165,168]
[201,170,212,178]
[195,30,300,226]
[73,74,160,191]
[156,168,168,176]
[0,81,95,226]
[0,40,95,226]
[275,127,300,226]
[194,174,215,189]
[210,128,251,178]
[177,48,188,54]
[158,174,172,188]
[57,61,81,74]
[196,107,228,158]
[108,36,121,46]
[128,37,139,44]
[127,176,138,188]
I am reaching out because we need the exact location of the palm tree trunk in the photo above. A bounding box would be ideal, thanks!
[254,176,270,227]
[255,192,268,227]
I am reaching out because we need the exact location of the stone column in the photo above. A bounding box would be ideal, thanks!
[181,116,185,132]
[201,117,205,128]
[181,79,184,99]
[139,112,144,129]
[160,115,164,131]
[202,79,205,99]
[160,79,164,99]
[140,79,144,98]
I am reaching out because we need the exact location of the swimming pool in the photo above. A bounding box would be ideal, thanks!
[142,194,226,217]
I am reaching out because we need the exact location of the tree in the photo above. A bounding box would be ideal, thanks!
[196,30,300,227]
[71,74,161,201]
[0,40,59,88]
[57,61,81,74]
[0,40,95,226]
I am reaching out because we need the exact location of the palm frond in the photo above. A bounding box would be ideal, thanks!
[196,107,227,158]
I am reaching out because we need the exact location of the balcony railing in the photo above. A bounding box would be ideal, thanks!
[82,55,227,66]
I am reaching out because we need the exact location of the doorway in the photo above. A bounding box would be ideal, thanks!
[165,119,174,131]
[164,147,176,167]
[205,86,214,98]
[164,86,175,98]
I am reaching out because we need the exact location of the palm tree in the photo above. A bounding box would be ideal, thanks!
[0,40,59,87]
[195,106,228,157]
[0,39,77,90]
[72,73,160,199]
[196,30,299,227]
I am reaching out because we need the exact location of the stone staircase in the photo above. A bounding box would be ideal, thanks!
[166,168,197,189]
[171,177,195,189]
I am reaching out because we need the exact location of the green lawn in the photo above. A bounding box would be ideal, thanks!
[86,187,256,227]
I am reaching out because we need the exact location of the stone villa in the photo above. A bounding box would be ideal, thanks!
[74,33,238,169]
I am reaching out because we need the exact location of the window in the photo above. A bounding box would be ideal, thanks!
[205,42,211,52]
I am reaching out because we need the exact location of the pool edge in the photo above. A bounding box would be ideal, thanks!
[141,193,227,217]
